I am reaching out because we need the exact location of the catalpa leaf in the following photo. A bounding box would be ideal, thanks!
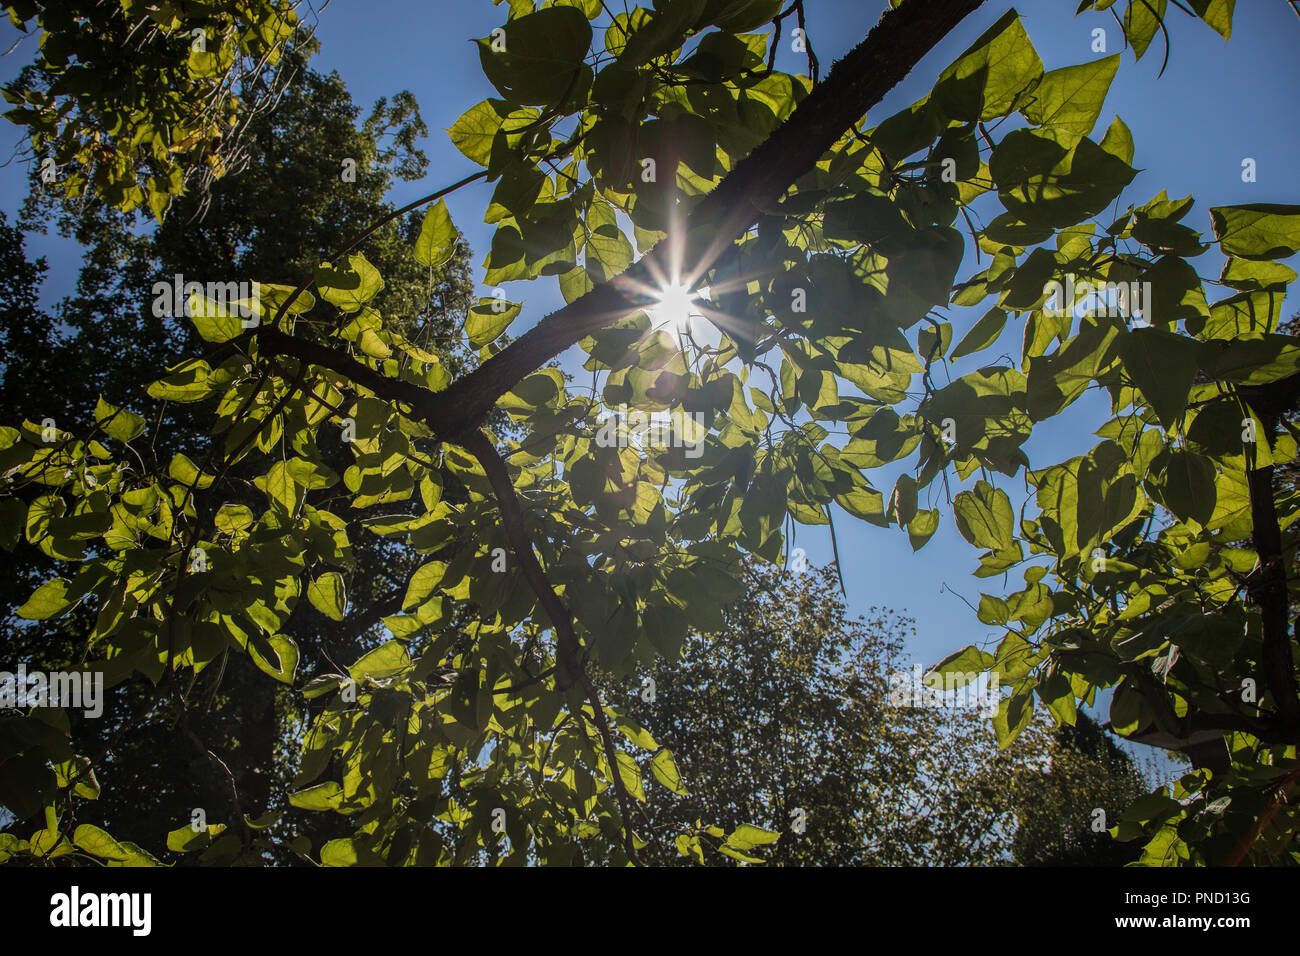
[1210,204,1300,261]
[94,396,145,443]
[415,199,457,267]
[307,572,347,622]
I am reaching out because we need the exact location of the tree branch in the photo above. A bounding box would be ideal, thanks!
[579,672,643,866]
[253,0,987,450]
[1239,374,1300,733]
[1224,762,1300,866]
[461,428,645,862]
[459,428,582,690]
[256,326,435,412]
[424,0,987,440]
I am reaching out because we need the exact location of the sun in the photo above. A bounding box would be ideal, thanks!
[648,279,699,332]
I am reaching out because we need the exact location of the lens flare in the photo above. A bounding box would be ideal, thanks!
[648,280,699,332]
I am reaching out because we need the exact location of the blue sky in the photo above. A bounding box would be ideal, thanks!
[3,1,1298,676]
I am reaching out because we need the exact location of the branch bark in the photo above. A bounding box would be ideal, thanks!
[461,428,643,863]
[460,429,583,690]
[430,0,985,439]
[1243,461,1300,732]
[1224,762,1300,866]
[257,326,433,412]
[579,672,643,866]
[1240,374,1300,734]
[255,0,987,447]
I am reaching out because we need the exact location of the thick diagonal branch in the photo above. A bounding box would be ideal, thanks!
[255,0,985,445]
[430,0,984,438]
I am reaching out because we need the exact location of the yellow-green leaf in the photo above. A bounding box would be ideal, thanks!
[307,572,347,621]
[416,199,457,267]
[95,396,146,443]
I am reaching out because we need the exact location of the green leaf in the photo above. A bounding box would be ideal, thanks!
[908,509,940,551]
[953,480,1016,551]
[708,0,783,32]
[316,254,384,313]
[1119,328,1201,429]
[725,823,781,851]
[1123,0,1167,61]
[448,99,507,166]
[147,358,214,403]
[1169,612,1242,667]
[286,458,339,490]
[1219,258,1296,292]
[616,716,659,751]
[870,95,945,162]
[168,453,213,489]
[415,199,457,267]
[72,824,130,861]
[616,0,703,67]
[260,460,302,515]
[289,781,344,811]
[559,265,595,303]
[403,561,446,609]
[487,162,546,223]
[307,572,347,622]
[477,7,592,106]
[1209,204,1300,260]
[1200,335,1300,385]
[650,748,688,795]
[349,641,412,681]
[1158,450,1216,526]
[17,577,73,620]
[994,690,1035,747]
[1098,114,1134,165]
[930,645,996,686]
[94,396,145,443]
[991,128,1138,229]
[166,822,226,852]
[258,283,316,317]
[951,307,1007,360]
[320,837,367,866]
[214,504,255,534]
[187,291,244,343]
[250,634,299,684]
[467,298,522,347]
[302,674,345,700]
[717,843,764,864]
[615,752,646,803]
[1188,0,1233,39]
[0,498,24,552]
[1109,681,1149,736]
[0,833,28,864]
[584,211,634,281]
[888,473,918,526]
[244,811,281,831]
[1140,254,1209,324]
[1021,55,1120,139]
[933,10,1043,121]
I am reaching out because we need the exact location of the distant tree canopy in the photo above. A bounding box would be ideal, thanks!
[593,560,1151,866]
[1,0,1298,867]
[1010,713,1153,866]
